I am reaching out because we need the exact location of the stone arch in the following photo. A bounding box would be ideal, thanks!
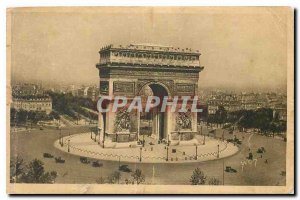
[137,81,172,97]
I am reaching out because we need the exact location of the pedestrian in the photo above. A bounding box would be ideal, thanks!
[265,159,268,164]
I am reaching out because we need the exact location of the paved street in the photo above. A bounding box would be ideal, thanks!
[10,125,286,185]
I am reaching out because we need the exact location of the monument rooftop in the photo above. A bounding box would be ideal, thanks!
[100,44,201,54]
[97,44,203,69]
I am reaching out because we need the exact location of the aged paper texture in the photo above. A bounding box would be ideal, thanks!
[6,7,294,194]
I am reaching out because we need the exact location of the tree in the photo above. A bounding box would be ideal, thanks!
[96,177,106,184]
[207,114,217,125]
[255,108,273,133]
[10,108,17,124]
[208,177,221,185]
[47,91,97,119]
[20,159,57,183]
[49,111,60,120]
[10,157,26,183]
[107,171,121,184]
[215,106,227,126]
[190,168,206,185]
[16,109,28,125]
[131,169,145,185]
[278,120,287,133]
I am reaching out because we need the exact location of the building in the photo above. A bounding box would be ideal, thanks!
[12,96,52,114]
[206,92,242,114]
[96,44,203,147]
[86,86,99,101]
[204,91,288,116]
[70,85,100,101]
[12,83,43,96]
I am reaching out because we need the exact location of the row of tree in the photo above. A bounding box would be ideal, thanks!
[206,106,286,134]
[73,106,98,121]
[190,167,221,185]
[96,169,145,185]
[10,108,60,126]
[10,157,57,183]
[47,91,97,120]
[11,158,216,185]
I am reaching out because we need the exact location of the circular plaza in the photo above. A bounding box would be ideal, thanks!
[54,132,239,163]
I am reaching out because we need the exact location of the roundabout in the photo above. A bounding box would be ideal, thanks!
[54,132,239,163]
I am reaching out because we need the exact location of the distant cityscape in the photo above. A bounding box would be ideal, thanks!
[11,81,287,123]
[199,90,287,121]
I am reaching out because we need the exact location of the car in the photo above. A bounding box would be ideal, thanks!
[209,129,216,134]
[257,148,263,154]
[226,138,233,143]
[92,161,103,167]
[119,165,132,173]
[43,153,54,158]
[225,166,237,173]
[236,140,242,145]
[80,156,90,164]
[55,157,65,163]
[247,152,253,160]
[230,168,237,173]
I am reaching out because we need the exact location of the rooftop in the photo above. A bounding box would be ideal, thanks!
[100,44,200,55]
[97,44,202,68]
[13,95,52,101]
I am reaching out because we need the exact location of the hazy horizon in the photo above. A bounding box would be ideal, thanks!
[10,7,288,91]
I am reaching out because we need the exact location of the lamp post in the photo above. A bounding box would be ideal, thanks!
[98,128,101,145]
[222,130,225,141]
[68,139,70,152]
[195,145,198,160]
[222,159,225,185]
[60,128,63,147]
[139,147,142,162]
[142,134,145,147]
[59,128,61,143]
[61,132,64,147]
[166,146,169,161]
[58,128,61,145]
[99,159,102,179]
[103,132,105,149]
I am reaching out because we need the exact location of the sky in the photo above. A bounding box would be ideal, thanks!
[9,7,290,91]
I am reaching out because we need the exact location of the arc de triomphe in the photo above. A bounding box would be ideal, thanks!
[96,44,204,148]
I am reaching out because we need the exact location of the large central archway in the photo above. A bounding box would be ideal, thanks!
[139,82,170,142]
